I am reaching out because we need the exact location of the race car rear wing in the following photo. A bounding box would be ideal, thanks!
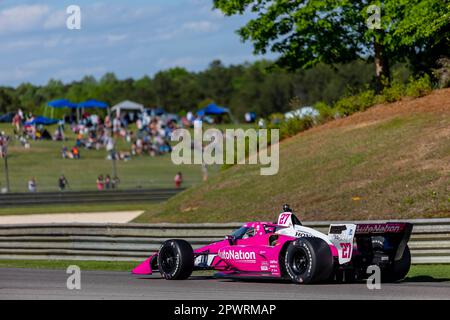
[354,222,414,261]
[355,222,412,235]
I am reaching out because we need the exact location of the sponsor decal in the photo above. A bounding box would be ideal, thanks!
[295,231,314,238]
[219,249,256,261]
[356,224,404,234]
[329,225,347,234]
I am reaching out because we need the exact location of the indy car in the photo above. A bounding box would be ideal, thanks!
[133,205,413,284]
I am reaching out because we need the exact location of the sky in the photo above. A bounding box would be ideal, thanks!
[0,0,275,87]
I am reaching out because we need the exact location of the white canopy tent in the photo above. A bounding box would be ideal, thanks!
[111,100,145,116]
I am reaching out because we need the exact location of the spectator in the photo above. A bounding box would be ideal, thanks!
[28,177,37,192]
[105,175,111,190]
[202,163,208,182]
[17,108,24,121]
[113,116,121,137]
[61,146,68,159]
[174,172,183,188]
[96,175,105,191]
[111,176,120,189]
[71,146,80,159]
[58,175,69,191]
[12,113,22,133]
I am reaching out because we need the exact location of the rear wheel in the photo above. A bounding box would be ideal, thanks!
[372,238,411,282]
[384,245,411,282]
[158,239,194,280]
[284,238,333,284]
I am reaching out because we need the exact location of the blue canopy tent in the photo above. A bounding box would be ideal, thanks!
[197,103,234,123]
[197,103,230,116]
[78,100,109,121]
[0,112,14,123]
[78,99,109,109]
[24,116,59,126]
[48,99,77,109]
[46,99,77,120]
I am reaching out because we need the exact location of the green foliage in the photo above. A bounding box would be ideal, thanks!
[381,80,405,103]
[314,101,336,123]
[214,0,450,87]
[282,116,315,139]
[406,75,433,98]
[331,75,434,117]
[335,90,376,116]
[267,115,315,141]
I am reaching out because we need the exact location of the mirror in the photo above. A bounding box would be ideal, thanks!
[225,235,235,245]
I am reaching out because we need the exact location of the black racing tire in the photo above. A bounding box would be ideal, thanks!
[372,238,411,282]
[284,237,334,284]
[385,245,411,282]
[157,239,194,280]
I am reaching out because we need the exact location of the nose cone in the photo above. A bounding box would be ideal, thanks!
[132,257,152,275]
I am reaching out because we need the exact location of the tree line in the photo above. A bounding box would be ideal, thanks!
[0,59,402,120]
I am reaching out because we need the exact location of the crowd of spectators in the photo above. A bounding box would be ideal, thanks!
[60,110,179,161]
[7,108,181,162]
[96,174,120,191]
[2,107,209,192]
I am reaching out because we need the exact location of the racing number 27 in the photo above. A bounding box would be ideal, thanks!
[340,243,352,259]
[278,214,290,225]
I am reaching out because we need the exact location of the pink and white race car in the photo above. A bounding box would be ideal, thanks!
[133,205,413,284]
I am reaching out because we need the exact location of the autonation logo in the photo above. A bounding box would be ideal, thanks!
[219,250,256,261]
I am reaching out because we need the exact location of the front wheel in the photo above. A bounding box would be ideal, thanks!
[284,237,333,284]
[158,239,194,280]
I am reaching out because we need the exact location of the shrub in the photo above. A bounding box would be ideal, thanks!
[314,101,336,123]
[381,80,405,103]
[406,75,433,98]
[269,113,285,125]
[280,116,315,139]
[334,89,375,116]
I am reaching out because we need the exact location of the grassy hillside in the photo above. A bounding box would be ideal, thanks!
[135,89,450,223]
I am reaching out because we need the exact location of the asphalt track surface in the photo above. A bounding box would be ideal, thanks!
[1,268,449,300]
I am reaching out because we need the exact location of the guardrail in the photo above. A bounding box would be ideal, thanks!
[0,188,183,206]
[0,218,449,264]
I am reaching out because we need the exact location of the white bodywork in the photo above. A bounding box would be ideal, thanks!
[275,212,356,265]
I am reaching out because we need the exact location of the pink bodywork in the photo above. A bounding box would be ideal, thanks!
[132,221,338,277]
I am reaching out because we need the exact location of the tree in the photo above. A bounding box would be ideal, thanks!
[0,88,18,113]
[213,0,449,91]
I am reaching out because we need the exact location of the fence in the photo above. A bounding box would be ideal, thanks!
[0,218,449,264]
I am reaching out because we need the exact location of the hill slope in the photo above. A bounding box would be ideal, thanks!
[135,89,450,223]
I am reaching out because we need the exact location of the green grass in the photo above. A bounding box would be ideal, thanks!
[0,123,252,193]
[405,265,450,282]
[0,259,137,272]
[0,202,150,216]
[0,260,448,281]
[135,93,450,223]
